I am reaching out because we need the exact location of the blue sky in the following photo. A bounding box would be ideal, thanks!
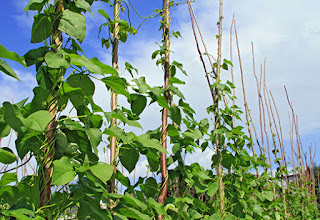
[1,0,320,179]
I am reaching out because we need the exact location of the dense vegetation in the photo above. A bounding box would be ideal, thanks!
[0,0,319,219]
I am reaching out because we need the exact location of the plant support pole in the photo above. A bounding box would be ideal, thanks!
[110,0,120,193]
[159,0,170,218]
[39,0,62,208]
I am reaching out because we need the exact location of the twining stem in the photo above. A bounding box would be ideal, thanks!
[158,1,170,218]
[39,0,62,208]
[110,0,120,193]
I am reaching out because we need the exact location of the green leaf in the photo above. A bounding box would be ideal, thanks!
[24,0,47,14]
[0,44,26,67]
[102,76,130,99]
[209,213,221,220]
[130,94,147,116]
[103,126,131,144]
[169,77,185,85]
[0,59,20,80]
[0,147,17,164]
[85,128,102,154]
[23,47,49,67]
[148,198,166,215]
[58,10,86,43]
[156,96,170,109]
[135,134,167,154]
[0,173,17,187]
[44,52,70,69]
[74,0,91,12]
[90,163,113,183]
[91,57,118,75]
[66,74,95,97]
[143,177,158,198]
[168,85,185,100]
[169,105,181,125]
[52,157,75,185]
[118,207,151,220]
[25,110,52,132]
[262,191,274,202]
[224,213,237,220]
[3,102,27,133]
[207,181,219,197]
[120,145,139,173]
[69,54,103,75]
[31,14,52,43]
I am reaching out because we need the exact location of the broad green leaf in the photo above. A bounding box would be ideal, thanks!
[102,76,130,99]
[169,105,181,125]
[123,192,148,212]
[168,85,185,100]
[156,96,170,109]
[118,207,151,220]
[85,128,102,154]
[69,54,103,75]
[74,0,91,12]
[24,0,47,14]
[143,177,158,198]
[44,52,70,69]
[224,213,236,220]
[120,145,139,173]
[0,44,26,67]
[130,94,147,116]
[52,156,75,185]
[0,123,11,138]
[3,102,27,133]
[209,213,221,220]
[135,134,167,153]
[98,9,111,21]
[0,147,17,164]
[55,130,68,159]
[169,77,185,84]
[23,47,49,66]
[25,110,52,132]
[103,126,131,144]
[207,181,219,197]
[0,173,17,187]
[58,10,86,43]
[16,131,43,159]
[90,163,113,182]
[262,191,274,202]
[66,74,95,97]
[148,198,166,216]
[31,14,52,43]
[91,57,118,75]
[0,59,20,81]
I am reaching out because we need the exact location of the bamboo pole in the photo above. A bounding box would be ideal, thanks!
[158,1,170,218]
[39,0,62,209]
[110,0,120,193]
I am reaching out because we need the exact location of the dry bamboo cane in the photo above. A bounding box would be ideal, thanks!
[216,0,224,212]
[270,91,290,191]
[158,1,170,218]
[309,144,317,207]
[109,0,120,193]
[187,0,225,210]
[230,15,235,127]
[39,0,62,209]
[288,112,298,186]
[233,21,256,159]
[264,86,287,215]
